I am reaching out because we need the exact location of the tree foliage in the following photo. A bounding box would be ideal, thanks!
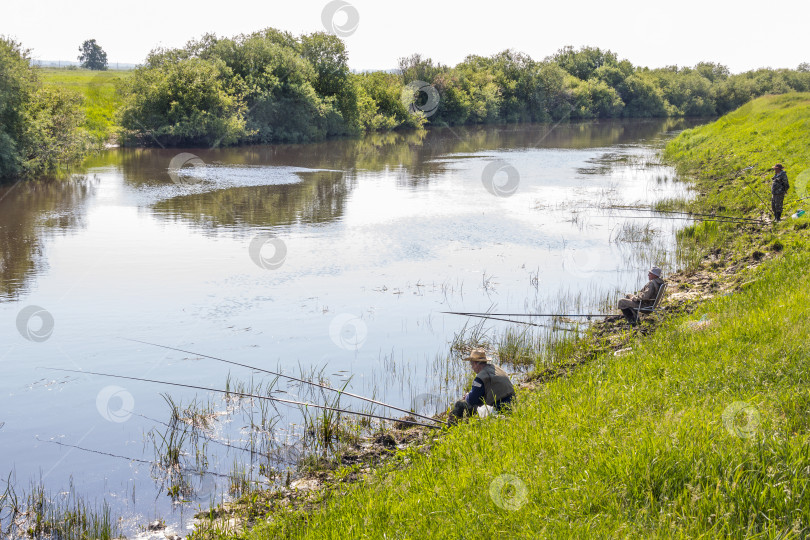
[1,37,90,179]
[111,33,810,147]
[78,39,108,71]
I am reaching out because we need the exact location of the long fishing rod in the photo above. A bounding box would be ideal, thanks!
[601,214,761,225]
[602,212,760,224]
[444,312,581,330]
[653,209,761,223]
[445,311,607,319]
[599,206,763,223]
[126,339,443,426]
[735,165,772,216]
[44,367,443,429]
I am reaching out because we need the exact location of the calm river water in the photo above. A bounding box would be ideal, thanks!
[0,118,704,536]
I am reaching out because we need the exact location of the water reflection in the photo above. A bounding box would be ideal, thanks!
[0,119,702,301]
[138,118,699,230]
[0,177,93,301]
[113,118,696,189]
[152,171,349,229]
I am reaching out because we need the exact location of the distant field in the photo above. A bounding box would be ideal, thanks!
[38,68,132,143]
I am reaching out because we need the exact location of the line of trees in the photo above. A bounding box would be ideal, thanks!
[118,31,810,146]
[117,29,424,147]
[3,28,810,179]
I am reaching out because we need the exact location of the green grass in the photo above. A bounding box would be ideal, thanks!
[37,67,132,144]
[664,92,810,262]
[183,93,810,539]
[664,92,810,219]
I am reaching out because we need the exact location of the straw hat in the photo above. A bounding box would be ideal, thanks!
[462,348,492,363]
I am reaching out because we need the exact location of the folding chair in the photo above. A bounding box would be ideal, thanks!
[633,283,667,321]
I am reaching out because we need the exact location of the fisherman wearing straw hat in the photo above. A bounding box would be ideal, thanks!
[617,267,665,325]
[769,163,789,222]
[448,348,515,425]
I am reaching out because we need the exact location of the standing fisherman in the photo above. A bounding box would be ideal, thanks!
[617,267,665,325]
[770,163,789,222]
[449,349,515,425]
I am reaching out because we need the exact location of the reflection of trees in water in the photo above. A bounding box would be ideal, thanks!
[0,119,699,300]
[127,118,697,232]
[151,171,350,229]
[0,178,94,301]
[119,118,695,188]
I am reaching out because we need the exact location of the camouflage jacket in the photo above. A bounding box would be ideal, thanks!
[772,170,789,195]
[631,277,665,306]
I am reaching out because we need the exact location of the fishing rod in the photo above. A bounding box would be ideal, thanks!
[445,311,607,319]
[600,214,761,225]
[735,165,772,216]
[443,312,582,330]
[653,209,761,223]
[599,206,763,223]
[126,339,444,426]
[43,367,443,430]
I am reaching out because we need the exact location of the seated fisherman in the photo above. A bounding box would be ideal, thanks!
[617,266,665,325]
[449,348,515,425]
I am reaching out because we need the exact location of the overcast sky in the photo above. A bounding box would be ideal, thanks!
[2,0,808,72]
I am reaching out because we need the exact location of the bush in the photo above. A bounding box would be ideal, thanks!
[118,56,247,146]
[0,37,89,179]
[0,37,36,178]
[21,87,91,175]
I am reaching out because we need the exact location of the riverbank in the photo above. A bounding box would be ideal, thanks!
[188,93,810,538]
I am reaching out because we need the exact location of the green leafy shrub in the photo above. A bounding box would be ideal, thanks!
[1,37,90,179]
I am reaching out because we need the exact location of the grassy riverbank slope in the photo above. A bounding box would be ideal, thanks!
[193,94,810,538]
[666,92,810,217]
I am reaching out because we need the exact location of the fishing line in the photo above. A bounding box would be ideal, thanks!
[443,312,583,330]
[42,367,443,430]
[446,312,606,317]
[125,339,444,426]
[36,437,233,479]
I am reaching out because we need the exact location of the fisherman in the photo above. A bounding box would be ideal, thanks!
[617,267,665,325]
[448,348,515,425]
[769,163,789,222]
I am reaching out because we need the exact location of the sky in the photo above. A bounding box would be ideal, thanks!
[2,0,809,72]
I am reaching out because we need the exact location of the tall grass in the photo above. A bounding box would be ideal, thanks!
[0,479,121,539]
